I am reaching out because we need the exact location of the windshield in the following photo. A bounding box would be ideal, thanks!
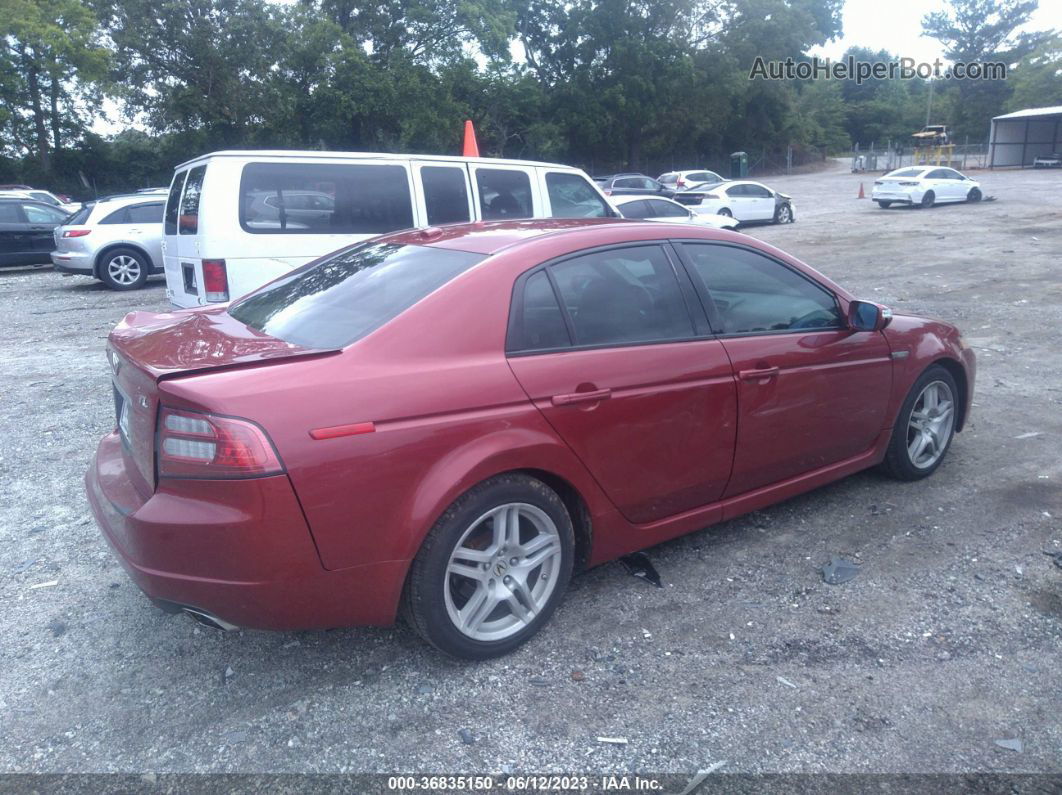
[228,241,485,349]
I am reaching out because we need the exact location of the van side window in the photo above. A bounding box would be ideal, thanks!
[420,166,470,225]
[239,162,413,234]
[165,171,187,235]
[476,169,533,220]
[545,172,611,218]
[179,165,206,234]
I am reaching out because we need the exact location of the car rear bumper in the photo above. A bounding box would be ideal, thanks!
[85,431,408,630]
[51,251,94,274]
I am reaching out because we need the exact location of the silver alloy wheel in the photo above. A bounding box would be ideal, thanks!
[107,254,141,285]
[778,204,791,222]
[443,502,562,642]
[906,380,955,469]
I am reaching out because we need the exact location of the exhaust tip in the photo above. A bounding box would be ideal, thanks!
[182,606,240,632]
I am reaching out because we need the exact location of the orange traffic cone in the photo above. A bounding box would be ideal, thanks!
[857,182,866,199]
[462,120,480,157]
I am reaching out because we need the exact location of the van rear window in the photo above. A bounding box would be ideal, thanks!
[164,171,187,235]
[228,241,484,348]
[179,165,206,234]
[239,162,414,235]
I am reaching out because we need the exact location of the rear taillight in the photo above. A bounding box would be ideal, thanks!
[157,407,282,478]
[603,189,612,196]
[63,229,90,237]
[202,259,228,302]
[677,179,686,188]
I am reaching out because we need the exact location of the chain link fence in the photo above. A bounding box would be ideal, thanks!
[848,143,990,173]
[578,145,831,181]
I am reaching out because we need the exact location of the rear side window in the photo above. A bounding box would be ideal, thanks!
[179,165,206,234]
[101,207,129,224]
[545,172,611,218]
[617,200,651,218]
[67,205,92,225]
[549,246,693,347]
[476,169,533,220]
[127,203,163,223]
[509,270,571,351]
[165,171,187,235]
[644,199,688,217]
[681,244,842,334]
[420,166,470,225]
[239,162,414,234]
[228,241,484,349]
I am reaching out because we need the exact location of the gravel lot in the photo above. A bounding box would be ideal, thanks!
[0,161,1059,777]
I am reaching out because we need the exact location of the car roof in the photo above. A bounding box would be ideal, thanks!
[376,217,732,257]
[0,197,64,210]
[174,150,591,172]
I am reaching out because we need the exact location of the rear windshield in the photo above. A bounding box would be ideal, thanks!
[67,205,93,225]
[887,168,926,178]
[228,241,485,349]
[239,162,414,234]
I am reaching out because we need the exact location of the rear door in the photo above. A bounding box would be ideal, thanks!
[676,242,892,496]
[21,202,67,257]
[124,202,165,269]
[163,169,189,303]
[506,243,737,523]
[176,164,208,302]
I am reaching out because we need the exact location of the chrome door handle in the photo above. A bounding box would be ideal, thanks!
[739,366,780,381]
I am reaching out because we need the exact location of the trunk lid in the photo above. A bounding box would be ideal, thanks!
[107,306,332,496]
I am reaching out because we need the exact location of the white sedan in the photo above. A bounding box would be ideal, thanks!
[871,167,982,209]
[671,180,794,224]
[611,195,739,230]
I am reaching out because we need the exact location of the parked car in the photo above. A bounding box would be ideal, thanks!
[657,169,725,192]
[161,150,617,308]
[1032,153,1061,168]
[0,198,70,267]
[0,183,33,190]
[593,173,673,198]
[87,218,974,659]
[0,188,79,215]
[871,167,982,209]
[611,194,739,230]
[51,194,164,290]
[674,180,795,224]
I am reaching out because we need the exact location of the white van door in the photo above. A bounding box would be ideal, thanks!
[162,170,188,305]
[175,163,209,303]
[537,169,615,218]
[411,161,474,227]
[468,163,543,221]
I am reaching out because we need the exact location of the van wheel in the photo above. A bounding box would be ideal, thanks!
[403,474,574,659]
[99,248,149,290]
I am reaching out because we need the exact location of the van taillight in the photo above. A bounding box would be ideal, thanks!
[157,407,283,478]
[202,259,228,302]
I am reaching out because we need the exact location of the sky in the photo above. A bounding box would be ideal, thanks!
[92,0,1062,136]
[810,0,1060,64]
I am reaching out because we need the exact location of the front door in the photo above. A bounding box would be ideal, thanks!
[676,241,893,496]
[506,243,737,523]
[21,202,67,256]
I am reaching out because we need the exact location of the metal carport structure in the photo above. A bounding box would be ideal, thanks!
[988,106,1062,168]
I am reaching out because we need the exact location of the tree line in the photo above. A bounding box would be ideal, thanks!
[1,0,1057,196]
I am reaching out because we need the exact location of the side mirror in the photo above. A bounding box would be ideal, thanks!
[848,300,892,332]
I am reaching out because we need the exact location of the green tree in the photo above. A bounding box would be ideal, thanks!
[0,0,109,173]
[1005,35,1062,110]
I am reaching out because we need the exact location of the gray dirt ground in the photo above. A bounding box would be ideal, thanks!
[0,161,1059,775]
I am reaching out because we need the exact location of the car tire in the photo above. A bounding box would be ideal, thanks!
[98,247,149,290]
[773,203,793,224]
[967,187,982,202]
[876,200,892,209]
[403,473,575,660]
[880,365,959,481]
[919,191,935,209]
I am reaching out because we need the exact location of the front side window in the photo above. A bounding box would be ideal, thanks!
[228,241,484,349]
[0,204,22,222]
[682,244,842,335]
[165,170,187,235]
[745,184,772,198]
[725,184,747,197]
[545,172,611,218]
[476,169,533,220]
[644,199,688,218]
[421,166,470,226]
[240,162,413,234]
[179,165,206,234]
[549,246,693,347]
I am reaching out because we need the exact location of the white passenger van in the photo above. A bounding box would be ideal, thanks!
[162,150,616,307]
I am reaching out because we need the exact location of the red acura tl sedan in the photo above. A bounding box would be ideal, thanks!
[87,219,975,659]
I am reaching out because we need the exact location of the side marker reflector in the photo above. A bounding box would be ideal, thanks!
[309,422,376,440]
